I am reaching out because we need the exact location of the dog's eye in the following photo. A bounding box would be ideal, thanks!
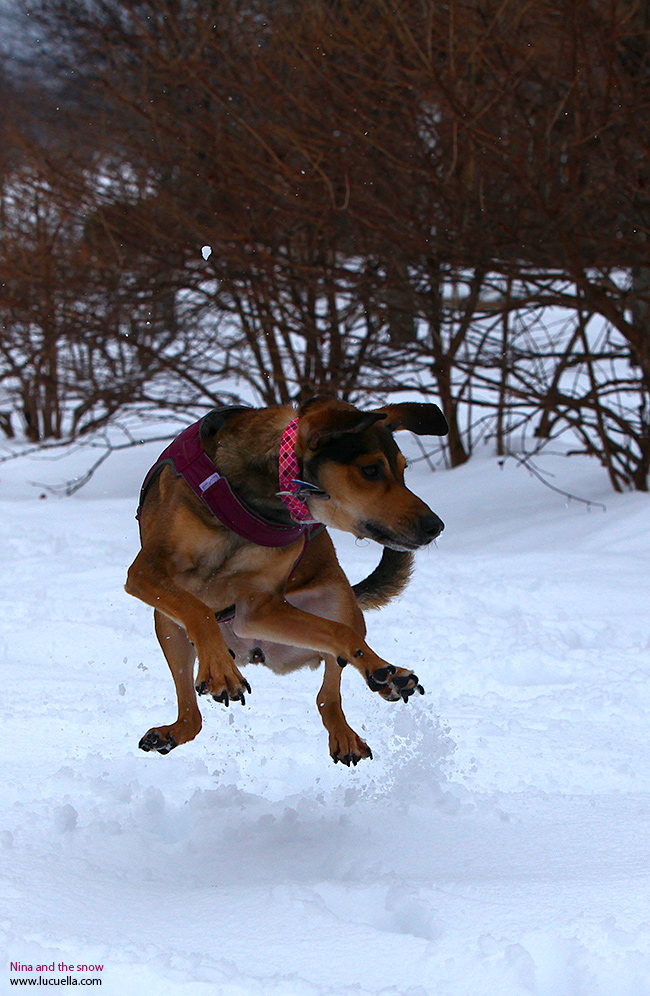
[360,463,382,481]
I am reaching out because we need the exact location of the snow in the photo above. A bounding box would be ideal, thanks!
[1,437,650,995]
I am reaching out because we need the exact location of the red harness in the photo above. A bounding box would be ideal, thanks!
[137,409,322,548]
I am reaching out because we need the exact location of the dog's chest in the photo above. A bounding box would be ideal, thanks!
[175,538,302,605]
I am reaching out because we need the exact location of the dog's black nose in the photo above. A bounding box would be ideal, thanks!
[419,513,444,542]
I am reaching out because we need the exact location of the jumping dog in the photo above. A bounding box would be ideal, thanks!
[126,396,448,765]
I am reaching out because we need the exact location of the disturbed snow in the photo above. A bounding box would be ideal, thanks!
[1,437,650,995]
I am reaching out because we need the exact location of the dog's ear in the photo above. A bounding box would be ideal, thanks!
[373,403,449,436]
[304,410,387,451]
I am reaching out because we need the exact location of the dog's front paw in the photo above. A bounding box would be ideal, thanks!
[365,665,424,702]
[330,729,373,767]
[195,662,251,706]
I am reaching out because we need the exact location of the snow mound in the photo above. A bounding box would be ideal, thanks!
[1,442,649,995]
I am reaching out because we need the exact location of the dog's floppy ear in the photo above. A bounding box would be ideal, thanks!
[305,410,387,451]
[373,403,449,436]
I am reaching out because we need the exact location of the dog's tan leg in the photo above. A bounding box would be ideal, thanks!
[126,552,251,736]
[317,654,373,765]
[234,593,424,703]
[139,611,203,753]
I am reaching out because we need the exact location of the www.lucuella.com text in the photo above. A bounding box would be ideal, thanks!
[10,981,101,987]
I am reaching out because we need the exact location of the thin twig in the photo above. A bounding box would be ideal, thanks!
[410,435,444,471]
[21,434,175,496]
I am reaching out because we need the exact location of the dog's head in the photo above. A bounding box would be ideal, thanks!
[296,398,448,551]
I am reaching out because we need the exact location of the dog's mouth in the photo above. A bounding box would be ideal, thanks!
[361,520,437,551]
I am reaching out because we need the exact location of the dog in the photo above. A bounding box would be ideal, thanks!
[126,396,448,765]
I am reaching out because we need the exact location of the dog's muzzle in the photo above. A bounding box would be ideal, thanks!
[363,513,444,550]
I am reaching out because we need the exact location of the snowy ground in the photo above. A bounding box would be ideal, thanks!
[1,433,650,996]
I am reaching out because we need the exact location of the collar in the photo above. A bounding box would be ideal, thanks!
[277,416,324,525]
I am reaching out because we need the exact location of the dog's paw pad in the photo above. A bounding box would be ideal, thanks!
[367,666,424,702]
[393,673,426,700]
[139,730,177,754]
[365,665,396,692]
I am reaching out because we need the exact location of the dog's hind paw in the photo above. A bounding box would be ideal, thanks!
[139,730,177,754]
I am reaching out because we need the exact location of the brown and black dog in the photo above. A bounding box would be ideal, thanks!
[126,396,448,765]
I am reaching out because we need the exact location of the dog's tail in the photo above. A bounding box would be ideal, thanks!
[352,549,414,610]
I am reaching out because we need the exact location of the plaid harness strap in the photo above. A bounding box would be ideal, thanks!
[137,409,321,548]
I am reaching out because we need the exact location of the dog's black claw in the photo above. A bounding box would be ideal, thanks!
[139,731,177,754]
[333,745,372,764]
[417,684,425,695]
[195,681,208,696]
[213,690,230,706]
[228,648,236,659]
[242,678,252,695]
[337,656,348,669]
